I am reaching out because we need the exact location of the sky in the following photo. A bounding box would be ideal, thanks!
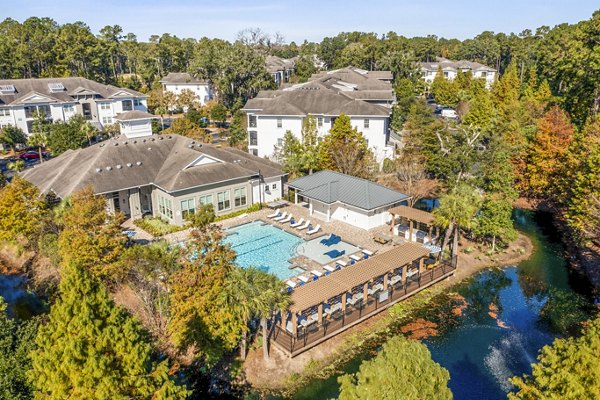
[3,0,599,43]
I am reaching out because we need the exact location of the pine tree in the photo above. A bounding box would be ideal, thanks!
[58,187,126,280]
[29,263,188,399]
[338,335,452,400]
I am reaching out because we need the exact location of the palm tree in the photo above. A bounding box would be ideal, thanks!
[28,111,50,163]
[221,267,290,360]
[434,184,482,257]
[81,122,97,146]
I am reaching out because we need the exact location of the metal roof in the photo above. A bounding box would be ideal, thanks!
[389,205,435,225]
[287,170,408,210]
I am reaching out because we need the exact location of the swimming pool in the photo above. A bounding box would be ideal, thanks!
[224,221,304,280]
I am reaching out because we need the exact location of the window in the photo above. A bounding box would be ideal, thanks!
[234,187,247,207]
[181,198,196,219]
[330,117,336,127]
[276,118,282,128]
[63,105,75,113]
[251,149,258,156]
[277,138,284,147]
[133,99,143,107]
[363,118,369,129]
[0,108,9,117]
[99,102,111,110]
[248,115,257,128]
[24,105,51,118]
[199,194,213,207]
[481,71,488,78]
[102,116,113,124]
[272,183,277,190]
[158,195,173,219]
[317,117,323,127]
[249,131,257,146]
[122,100,133,111]
[217,191,230,211]
[443,72,449,78]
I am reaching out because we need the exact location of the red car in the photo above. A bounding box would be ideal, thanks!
[19,151,46,161]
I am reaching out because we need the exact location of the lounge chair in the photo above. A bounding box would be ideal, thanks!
[297,275,309,283]
[320,234,334,245]
[349,254,362,264]
[267,208,280,218]
[286,280,297,288]
[362,249,373,259]
[323,265,335,275]
[297,220,311,230]
[311,270,323,278]
[273,211,288,222]
[280,213,293,223]
[336,259,347,268]
[290,218,304,228]
[307,224,321,235]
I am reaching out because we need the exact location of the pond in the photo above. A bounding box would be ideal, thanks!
[288,210,593,400]
[0,273,45,319]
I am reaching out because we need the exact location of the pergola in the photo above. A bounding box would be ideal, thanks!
[388,205,438,244]
[284,242,430,335]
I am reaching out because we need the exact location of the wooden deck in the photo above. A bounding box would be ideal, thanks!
[270,260,457,357]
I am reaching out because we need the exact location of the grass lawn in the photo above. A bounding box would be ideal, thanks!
[133,217,184,237]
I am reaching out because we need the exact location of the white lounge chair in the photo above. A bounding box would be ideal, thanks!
[297,275,309,283]
[307,224,321,235]
[290,218,304,228]
[286,280,297,288]
[323,265,335,273]
[311,269,323,277]
[280,213,293,223]
[390,275,402,286]
[273,211,288,222]
[297,220,311,230]
[267,208,280,218]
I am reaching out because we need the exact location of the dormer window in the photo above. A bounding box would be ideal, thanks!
[0,85,15,94]
[48,83,65,92]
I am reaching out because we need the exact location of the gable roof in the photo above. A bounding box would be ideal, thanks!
[287,170,408,210]
[0,77,145,106]
[420,57,496,73]
[159,72,208,84]
[266,56,297,73]
[115,110,157,121]
[21,134,284,198]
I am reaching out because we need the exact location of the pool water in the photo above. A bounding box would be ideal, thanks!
[224,221,303,280]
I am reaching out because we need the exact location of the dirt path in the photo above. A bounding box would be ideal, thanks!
[243,233,534,390]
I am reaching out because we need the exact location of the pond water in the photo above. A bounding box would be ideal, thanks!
[0,273,44,319]
[288,210,592,400]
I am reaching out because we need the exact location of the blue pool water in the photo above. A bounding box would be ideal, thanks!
[224,221,304,280]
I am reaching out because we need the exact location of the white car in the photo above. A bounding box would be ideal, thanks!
[440,108,458,119]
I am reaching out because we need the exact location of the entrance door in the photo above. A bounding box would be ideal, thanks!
[112,193,120,212]
[82,103,92,120]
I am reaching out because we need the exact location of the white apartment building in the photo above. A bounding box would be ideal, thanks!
[242,78,394,164]
[420,58,496,88]
[159,73,212,108]
[0,77,147,135]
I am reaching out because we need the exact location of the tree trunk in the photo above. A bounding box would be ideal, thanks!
[492,236,496,253]
[261,317,269,360]
[240,332,247,360]
[451,224,459,259]
[38,146,43,163]
[440,222,454,257]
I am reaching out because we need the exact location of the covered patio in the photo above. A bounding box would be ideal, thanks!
[388,205,439,245]
[271,242,457,357]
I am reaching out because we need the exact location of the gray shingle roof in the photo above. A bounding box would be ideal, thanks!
[115,110,157,121]
[266,56,297,73]
[287,170,408,210]
[0,77,145,106]
[420,57,496,73]
[243,84,390,117]
[159,72,208,84]
[21,134,284,198]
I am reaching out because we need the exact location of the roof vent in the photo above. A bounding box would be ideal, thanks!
[136,161,142,166]
[99,143,105,147]
[113,142,118,146]
[159,137,164,140]
[188,144,193,148]
[133,140,137,144]
[167,136,172,139]
[191,141,196,144]
[147,147,151,151]
[142,139,146,142]
[151,138,155,142]
[106,166,112,171]
[116,164,122,169]
[126,163,132,167]
[123,141,128,145]
[96,168,102,173]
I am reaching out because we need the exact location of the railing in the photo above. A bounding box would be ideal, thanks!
[271,259,457,356]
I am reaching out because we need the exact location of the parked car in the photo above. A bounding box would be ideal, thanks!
[440,108,458,119]
[19,151,48,161]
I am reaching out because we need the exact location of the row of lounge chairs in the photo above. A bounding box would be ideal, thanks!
[267,208,321,235]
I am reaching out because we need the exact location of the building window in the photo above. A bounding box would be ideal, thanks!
[181,198,196,219]
[122,100,133,111]
[102,116,113,124]
[364,119,369,129]
[330,117,336,127]
[158,195,173,219]
[217,191,230,211]
[272,183,277,190]
[276,118,282,128]
[24,105,51,118]
[249,131,257,146]
[199,194,213,206]
[277,138,283,147]
[234,187,247,207]
[0,108,9,117]
[133,99,143,107]
[443,72,449,78]
[317,117,323,127]
[248,115,257,128]
[99,102,111,110]
[251,149,258,156]
[481,71,488,78]
[63,105,75,113]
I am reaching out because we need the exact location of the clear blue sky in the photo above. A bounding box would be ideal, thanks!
[4,0,599,43]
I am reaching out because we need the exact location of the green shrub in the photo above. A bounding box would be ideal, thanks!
[214,203,263,222]
[381,158,395,173]
[133,217,184,237]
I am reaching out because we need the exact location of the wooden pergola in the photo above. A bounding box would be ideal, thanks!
[284,242,429,334]
[388,205,438,244]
